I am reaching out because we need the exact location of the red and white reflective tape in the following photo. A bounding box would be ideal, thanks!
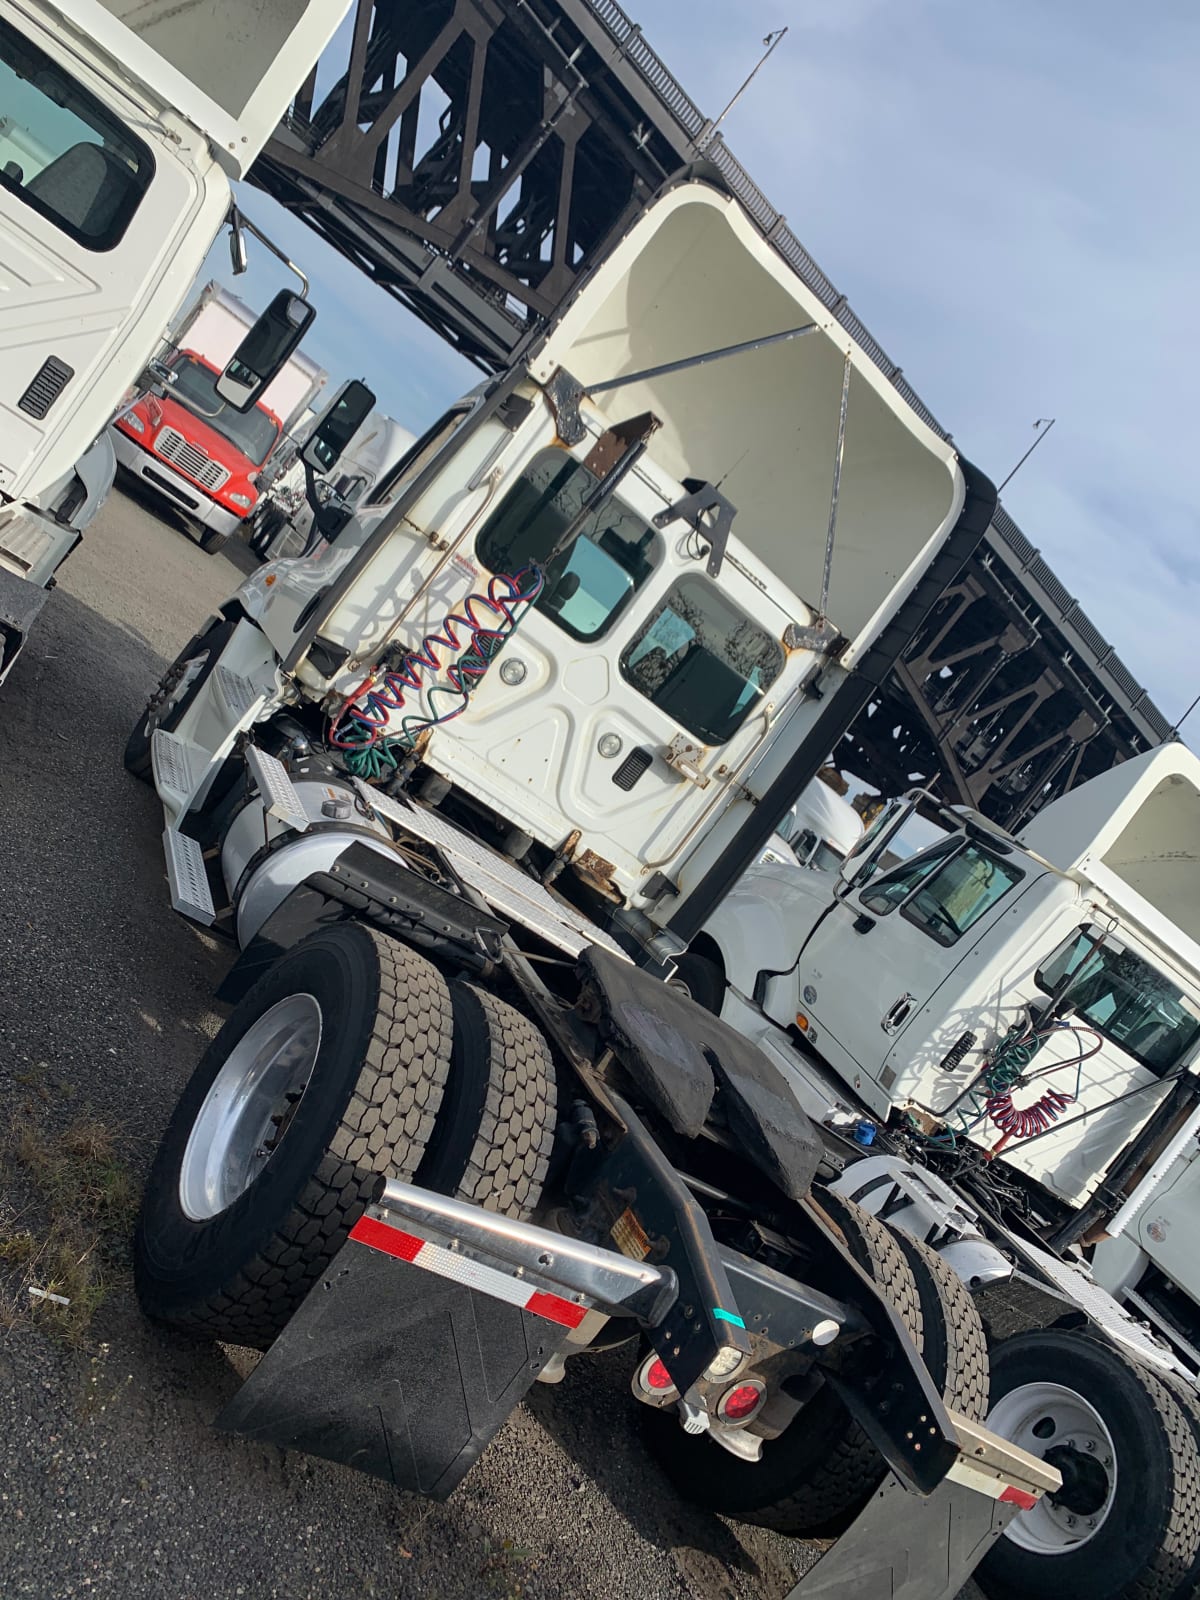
[947,1454,1039,1510]
[349,1212,589,1330]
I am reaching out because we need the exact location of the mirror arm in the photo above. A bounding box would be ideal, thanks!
[228,203,310,298]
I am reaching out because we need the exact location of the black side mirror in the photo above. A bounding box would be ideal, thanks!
[301,379,376,476]
[216,291,316,413]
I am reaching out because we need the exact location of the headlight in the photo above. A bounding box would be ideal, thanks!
[228,492,252,509]
[122,412,146,434]
[759,849,789,866]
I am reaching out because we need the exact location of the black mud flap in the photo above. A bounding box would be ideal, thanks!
[789,1470,1021,1599]
[215,1228,571,1498]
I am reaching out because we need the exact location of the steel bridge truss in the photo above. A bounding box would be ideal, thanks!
[253,0,698,367]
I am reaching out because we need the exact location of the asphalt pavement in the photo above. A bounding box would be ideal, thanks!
[0,490,819,1600]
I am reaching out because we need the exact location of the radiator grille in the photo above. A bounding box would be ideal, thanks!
[17,356,74,419]
[156,427,230,491]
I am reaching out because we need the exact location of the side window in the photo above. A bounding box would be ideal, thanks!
[861,841,1022,947]
[0,20,154,251]
[364,406,470,507]
[1037,931,1200,1076]
[477,448,658,642]
[619,575,784,745]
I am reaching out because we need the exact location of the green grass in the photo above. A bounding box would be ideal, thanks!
[0,1116,138,1346]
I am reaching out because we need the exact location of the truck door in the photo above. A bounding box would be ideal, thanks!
[794,832,1029,1108]
[420,444,810,890]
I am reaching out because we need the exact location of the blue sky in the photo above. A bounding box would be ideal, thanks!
[201,0,1197,724]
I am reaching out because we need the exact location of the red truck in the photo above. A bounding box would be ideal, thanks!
[111,283,326,555]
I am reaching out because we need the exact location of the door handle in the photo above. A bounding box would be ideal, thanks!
[881,993,916,1035]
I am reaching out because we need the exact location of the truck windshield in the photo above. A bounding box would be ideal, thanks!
[169,356,280,465]
[476,449,658,641]
[1037,931,1200,1076]
[0,19,154,251]
[620,576,784,745]
[860,840,1023,946]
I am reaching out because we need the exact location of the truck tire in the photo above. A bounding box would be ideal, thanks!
[669,952,724,1016]
[135,924,453,1349]
[647,1190,924,1535]
[123,618,234,780]
[889,1231,989,1420]
[978,1330,1200,1600]
[1158,1369,1200,1600]
[200,525,230,555]
[415,982,557,1219]
[249,506,287,560]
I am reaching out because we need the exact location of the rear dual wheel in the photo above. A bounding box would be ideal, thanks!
[979,1331,1200,1600]
[135,924,558,1349]
[648,1193,989,1536]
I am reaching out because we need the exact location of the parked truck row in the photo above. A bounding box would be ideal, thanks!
[2,0,1187,1595]
[116,164,1117,1597]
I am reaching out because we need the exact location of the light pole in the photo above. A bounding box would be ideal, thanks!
[696,27,789,151]
[1170,689,1200,740]
[997,417,1056,493]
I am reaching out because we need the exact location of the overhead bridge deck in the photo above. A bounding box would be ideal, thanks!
[251,0,1169,828]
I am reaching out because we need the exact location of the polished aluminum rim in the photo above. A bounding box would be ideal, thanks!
[179,994,322,1221]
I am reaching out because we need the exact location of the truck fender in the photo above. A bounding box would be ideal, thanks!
[699,864,834,1009]
[216,840,509,1007]
[830,1154,1014,1290]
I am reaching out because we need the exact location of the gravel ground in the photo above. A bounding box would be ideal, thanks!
[0,489,819,1600]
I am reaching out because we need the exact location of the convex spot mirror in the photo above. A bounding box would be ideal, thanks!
[302,380,376,475]
[216,291,316,414]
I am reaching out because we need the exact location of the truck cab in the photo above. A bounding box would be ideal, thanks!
[114,349,283,548]
[207,178,989,960]
[702,744,1200,1220]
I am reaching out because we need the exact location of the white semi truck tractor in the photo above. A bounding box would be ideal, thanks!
[683,741,1200,1599]
[0,0,351,681]
[122,173,1074,1597]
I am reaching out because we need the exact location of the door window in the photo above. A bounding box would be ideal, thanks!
[0,20,154,251]
[620,575,784,745]
[860,841,1023,947]
[365,404,470,507]
[476,448,658,641]
[1037,931,1200,1076]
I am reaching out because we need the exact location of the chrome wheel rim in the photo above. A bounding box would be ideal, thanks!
[988,1380,1117,1553]
[179,994,322,1221]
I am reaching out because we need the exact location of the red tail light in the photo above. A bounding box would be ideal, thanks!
[718,1381,765,1423]
[635,1353,678,1397]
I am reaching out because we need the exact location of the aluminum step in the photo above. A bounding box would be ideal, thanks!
[152,728,210,815]
[163,827,215,926]
[215,664,262,720]
[246,745,310,834]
